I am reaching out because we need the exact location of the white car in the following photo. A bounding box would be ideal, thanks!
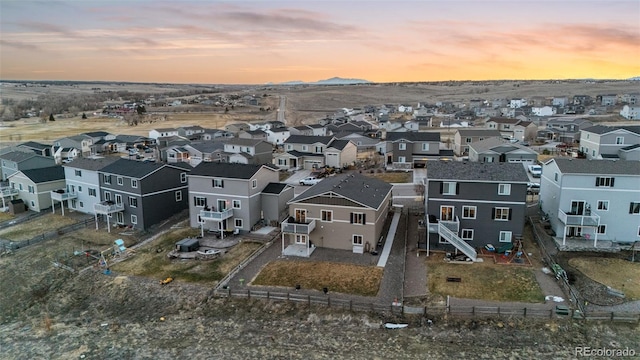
[528,164,542,178]
[299,177,321,186]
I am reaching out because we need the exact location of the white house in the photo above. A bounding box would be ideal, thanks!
[149,128,180,140]
[509,99,528,108]
[532,106,556,117]
[266,127,291,146]
[620,105,640,120]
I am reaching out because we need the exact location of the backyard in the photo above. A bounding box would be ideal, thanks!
[252,260,384,297]
[0,213,80,241]
[426,256,545,303]
[568,257,640,301]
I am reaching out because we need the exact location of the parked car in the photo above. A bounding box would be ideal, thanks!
[527,182,540,194]
[299,176,321,186]
[528,164,542,178]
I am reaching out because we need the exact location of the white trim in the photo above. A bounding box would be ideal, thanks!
[430,198,525,205]
[101,185,188,198]
[499,231,512,243]
[461,205,476,219]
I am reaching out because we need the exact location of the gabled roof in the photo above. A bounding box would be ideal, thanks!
[290,173,392,209]
[469,137,537,154]
[327,139,351,151]
[262,182,290,194]
[116,134,151,143]
[583,125,640,135]
[17,166,65,183]
[225,138,265,147]
[284,135,334,145]
[427,161,529,182]
[83,131,110,138]
[284,150,324,158]
[154,127,178,132]
[245,130,267,135]
[620,144,640,152]
[386,132,440,142]
[18,141,50,150]
[268,127,290,133]
[100,158,168,179]
[188,142,226,153]
[62,156,120,171]
[456,129,502,137]
[0,151,37,162]
[550,158,640,176]
[487,117,520,124]
[189,162,273,179]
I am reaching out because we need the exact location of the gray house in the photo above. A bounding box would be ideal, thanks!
[282,173,392,257]
[540,159,640,250]
[0,151,56,181]
[187,162,292,236]
[425,161,529,261]
[468,137,539,164]
[453,129,502,156]
[579,125,640,160]
[384,132,443,169]
[223,138,273,165]
[96,159,191,231]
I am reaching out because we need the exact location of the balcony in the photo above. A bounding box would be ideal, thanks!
[94,201,124,214]
[281,218,316,234]
[50,189,78,202]
[558,209,600,227]
[0,187,18,197]
[199,208,233,221]
[427,214,459,233]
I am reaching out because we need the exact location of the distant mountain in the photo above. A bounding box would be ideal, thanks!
[628,76,640,81]
[269,77,371,86]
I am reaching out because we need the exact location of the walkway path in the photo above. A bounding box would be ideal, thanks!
[377,211,400,267]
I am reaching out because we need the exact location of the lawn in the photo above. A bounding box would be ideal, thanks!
[0,213,78,241]
[569,257,640,300]
[0,212,15,222]
[427,257,545,303]
[252,260,383,297]
[111,227,262,284]
[363,171,412,183]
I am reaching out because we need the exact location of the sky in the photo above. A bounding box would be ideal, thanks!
[1,0,639,84]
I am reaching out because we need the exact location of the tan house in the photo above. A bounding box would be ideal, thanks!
[8,166,65,212]
[453,129,502,156]
[281,173,392,257]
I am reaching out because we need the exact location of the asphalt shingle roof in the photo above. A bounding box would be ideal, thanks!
[62,157,120,171]
[100,158,166,178]
[262,182,289,194]
[551,158,640,175]
[189,162,266,179]
[386,132,440,142]
[284,135,334,145]
[327,139,351,150]
[456,129,502,137]
[290,173,392,209]
[0,151,37,162]
[20,166,65,183]
[18,141,50,150]
[427,161,529,182]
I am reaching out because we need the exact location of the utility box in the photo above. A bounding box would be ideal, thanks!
[9,199,26,215]
[175,238,199,252]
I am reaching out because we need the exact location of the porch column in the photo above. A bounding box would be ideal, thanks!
[200,222,204,238]
[95,213,99,230]
[281,233,285,254]
[61,200,65,216]
[307,237,310,257]
[593,232,598,248]
[107,215,111,233]
[562,226,567,246]
[52,200,56,214]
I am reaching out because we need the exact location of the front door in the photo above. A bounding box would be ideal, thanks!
[567,226,582,237]
[295,209,307,223]
[295,234,307,245]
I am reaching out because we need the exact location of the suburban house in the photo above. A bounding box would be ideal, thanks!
[485,118,537,142]
[620,105,640,120]
[334,132,381,152]
[539,158,640,250]
[53,134,103,157]
[0,151,56,181]
[542,118,593,143]
[17,141,52,157]
[282,173,393,257]
[166,146,191,164]
[289,125,316,136]
[324,139,357,168]
[178,126,206,140]
[453,129,502,156]
[531,106,556,117]
[238,130,269,141]
[223,138,273,165]
[265,127,291,146]
[597,94,617,106]
[51,157,120,215]
[425,161,529,261]
[187,163,292,236]
[275,135,335,170]
[183,142,227,165]
[579,125,640,160]
[468,138,539,164]
[149,128,180,140]
[7,166,65,212]
[383,132,443,169]
[96,159,191,231]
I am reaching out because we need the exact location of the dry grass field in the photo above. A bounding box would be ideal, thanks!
[568,257,640,300]
[252,260,384,297]
[426,256,544,303]
[0,213,79,241]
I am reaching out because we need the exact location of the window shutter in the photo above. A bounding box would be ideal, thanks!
[440,182,443,194]
[455,183,460,195]
[631,203,635,214]
[610,178,615,187]
[508,209,512,220]
[204,198,208,207]
[595,177,599,187]
[193,196,197,205]
[221,180,224,188]
[350,213,354,223]
[363,214,366,225]
[491,208,495,219]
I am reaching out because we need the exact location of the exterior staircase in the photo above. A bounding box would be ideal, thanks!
[438,219,478,261]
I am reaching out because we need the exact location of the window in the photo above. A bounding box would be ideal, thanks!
[616,136,624,145]
[465,137,472,143]
[440,206,454,221]
[131,215,137,224]
[398,156,406,163]
[302,145,308,151]
[75,170,82,177]
[498,184,511,195]
[353,235,363,245]
[78,186,82,192]
[462,206,476,219]
[103,174,111,184]
[442,182,457,195]
[499,231,512,243]
[194,196,206,207]
[461,229,474,240]
[350,212,365,225]
[79,201,83,208]
[399,143,406,150]
[321,210,333,222]
[630,202,640,214]
[89,188,96,197]
[554,173,559,182]
[595,177,614,187]
[131,179,138,188]
[597,201,609,211]
[597,225,606,234]
[180,173,187,183]
[175,191,182,202]
[213,179,224,188]
[28,185,34,194]
[422,143,429,151]
[104,192,111,202]
[31,200,35,207]
[129,197,137,207]
[235,218,243,228]
[287,144,292,150]
[493,207,511,221]
[19,184,23,191]
[252,179,257,188]
[117,177,123,186]
[232,200,241,209]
